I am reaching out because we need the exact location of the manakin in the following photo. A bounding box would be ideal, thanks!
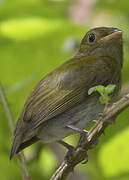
[10,27,123,159]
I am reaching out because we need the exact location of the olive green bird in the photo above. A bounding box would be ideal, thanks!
[10,27,123,159]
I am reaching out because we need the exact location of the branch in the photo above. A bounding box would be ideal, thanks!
[0,82,31,180]
[50,93,129,180]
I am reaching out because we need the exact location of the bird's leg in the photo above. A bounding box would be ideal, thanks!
[66,124,88,163]
[57,140,74,160]
[77,132,87,147]
[57,140,74,151]
[66,124,88,146]
[66,124,88,134]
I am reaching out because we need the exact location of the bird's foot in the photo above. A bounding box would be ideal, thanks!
[66,124,88,146]
[77,129,88,147]
[66,124,89,161]
[57,140,74,160]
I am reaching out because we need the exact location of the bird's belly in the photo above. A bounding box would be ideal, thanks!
[37,96,104,143]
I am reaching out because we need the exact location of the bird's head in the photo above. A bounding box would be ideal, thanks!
[78,27,123,67]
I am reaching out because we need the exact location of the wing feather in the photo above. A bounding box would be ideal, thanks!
[14,56,119,138]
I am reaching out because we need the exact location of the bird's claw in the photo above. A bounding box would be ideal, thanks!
[77,130,88,147]
[64,146,74,160]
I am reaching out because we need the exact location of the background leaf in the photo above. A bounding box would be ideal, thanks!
[0,0,129,180]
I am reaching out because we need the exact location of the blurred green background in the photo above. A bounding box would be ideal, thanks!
[0,0,129,180]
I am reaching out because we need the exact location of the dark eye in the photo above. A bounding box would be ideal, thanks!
[88,33,96,43]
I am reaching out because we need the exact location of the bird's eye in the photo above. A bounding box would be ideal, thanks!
[88,33,96,43]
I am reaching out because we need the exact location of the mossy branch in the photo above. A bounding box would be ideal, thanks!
[50,93,129,180]
[0,82,31,180]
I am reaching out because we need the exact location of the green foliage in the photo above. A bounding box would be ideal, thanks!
[97,0,129,13]
[39,147,57,179]
[0,18,64,41]
[0,0,129,180]
[88,85,116,104]
[0,153,20,180]
[99,126,129,178]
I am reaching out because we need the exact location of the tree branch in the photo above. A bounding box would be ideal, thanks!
[0,82,31,180]
[50,94,129,180]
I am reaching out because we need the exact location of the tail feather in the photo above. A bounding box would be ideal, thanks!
[16,136,39,154]
[10,116,39,160]
[10,134,23,160]
[10,135,39,160]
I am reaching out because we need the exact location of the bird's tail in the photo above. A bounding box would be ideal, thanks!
[16,136,39,154]
[10,135,39,160]
[10,133,23,160]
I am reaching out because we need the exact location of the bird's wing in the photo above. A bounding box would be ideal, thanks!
[14,56,119,137]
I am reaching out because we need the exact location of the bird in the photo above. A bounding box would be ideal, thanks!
[10,27,123,160]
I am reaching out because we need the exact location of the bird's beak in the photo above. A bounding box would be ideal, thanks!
[100,30,122,41]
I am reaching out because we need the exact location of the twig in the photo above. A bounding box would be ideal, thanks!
[0,82,31,180]
[50,94,129,180]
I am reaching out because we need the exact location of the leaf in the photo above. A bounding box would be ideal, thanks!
[88,85,104,95]
[98,126,129,178]
[39,147,57,178]
[88,84,116,104]
[100,95,110,104]
[104,84,116,94]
